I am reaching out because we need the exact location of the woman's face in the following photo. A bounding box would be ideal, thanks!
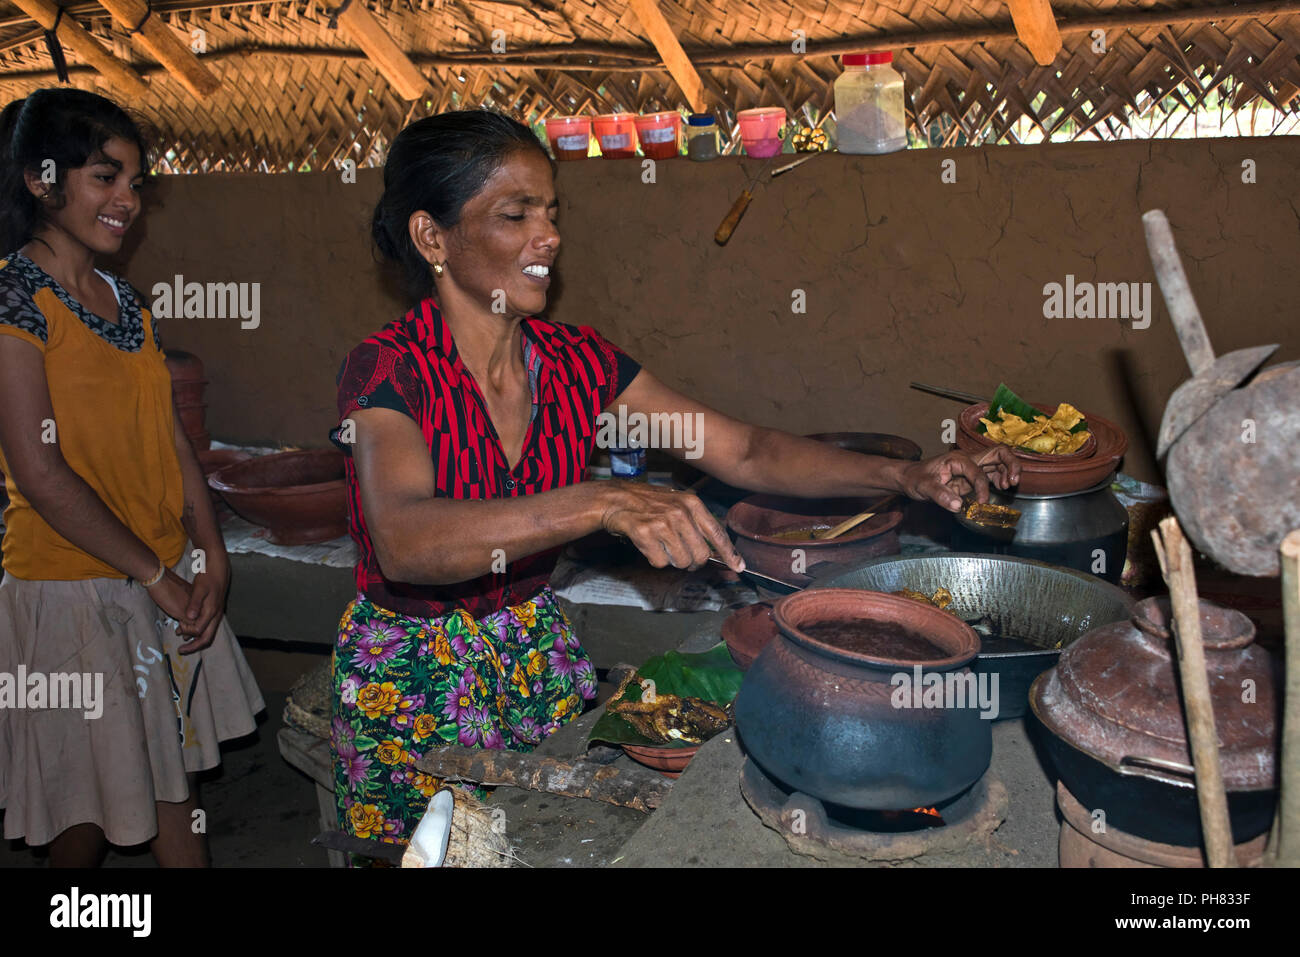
[27,135,143,256]
[427,148,560,320]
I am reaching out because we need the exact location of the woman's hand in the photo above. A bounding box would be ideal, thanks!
[598,481,745,572]
[898,446,1021,512]
[176,555,230,655]
[144,570,201,637]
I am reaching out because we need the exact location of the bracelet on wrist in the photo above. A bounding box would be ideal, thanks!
[136,558,166,588]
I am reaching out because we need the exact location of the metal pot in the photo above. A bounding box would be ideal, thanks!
[950,477,1129,583]
[1030,595,1280,846]
[734,589,993,810]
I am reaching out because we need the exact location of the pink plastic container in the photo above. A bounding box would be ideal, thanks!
[633,112,681,159]
[545,115,592,161]
[737,107,786,158]
[592,113,638,159]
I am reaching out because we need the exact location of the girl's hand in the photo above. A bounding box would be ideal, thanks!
[599,481,745,572]
[144,570,201,638]
[178,557,230,655]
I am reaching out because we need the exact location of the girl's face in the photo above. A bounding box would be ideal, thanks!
[28,135,143,255]
[427,149,560,320]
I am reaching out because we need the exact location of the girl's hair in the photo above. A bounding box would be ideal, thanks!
[0,88,154,252]
[371,109,553,302]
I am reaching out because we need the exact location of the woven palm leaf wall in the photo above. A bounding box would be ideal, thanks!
[0,0,1296,171]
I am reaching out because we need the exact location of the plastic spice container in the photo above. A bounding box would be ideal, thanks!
[545,116,592,161]
[685,113,719,160]
[633,112,681,159]
[736,107,786,158]
[834,52,908,154]
[592,113,638,159]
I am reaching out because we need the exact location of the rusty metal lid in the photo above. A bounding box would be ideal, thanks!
[1032,596,1278,790]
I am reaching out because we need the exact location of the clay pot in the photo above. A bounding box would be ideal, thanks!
[197,448,252,511]
[726,494,903,585]
[1031,596,1279,846]
[171,379,209,406]
[721,602,779,670]
[176,402,207,436]
[955,402,1127,495]
[734,589,992,810]
[620,743,699,778]
[207,449,348,545]
[164,349,205,383]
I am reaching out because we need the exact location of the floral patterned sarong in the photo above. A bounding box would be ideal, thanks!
[331,585,597,849]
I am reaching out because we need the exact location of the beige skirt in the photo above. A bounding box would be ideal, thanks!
[0,543,264,847]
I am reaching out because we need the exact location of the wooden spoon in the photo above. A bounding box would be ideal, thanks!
[811,508,879,540]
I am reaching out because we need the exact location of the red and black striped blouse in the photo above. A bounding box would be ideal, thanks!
[331,297,640,619]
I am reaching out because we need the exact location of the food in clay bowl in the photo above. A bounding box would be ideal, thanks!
[955,402,1127,496]
[207,449,348,545]
[721,602,779,670]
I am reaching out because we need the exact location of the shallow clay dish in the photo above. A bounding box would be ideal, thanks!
[957,402,1097,461]
[620,743,700,778]
[721,602,779,670]
[208,449,347,544]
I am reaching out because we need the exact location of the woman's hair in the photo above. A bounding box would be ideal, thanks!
[0,88,154,252]
[371,109,553,302]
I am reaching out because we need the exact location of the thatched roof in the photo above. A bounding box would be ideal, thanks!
[1,0,1298,171]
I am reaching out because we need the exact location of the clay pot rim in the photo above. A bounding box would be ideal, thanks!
[207,449,346,496]
[726,496,905,546]
[773,588,980,671]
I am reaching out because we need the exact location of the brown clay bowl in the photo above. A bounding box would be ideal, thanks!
[727,493,904,583]
[955,404,1127,496]
[957,402,1098,461]
[197,448,252,509]
[620,742,700,778]
[721,602,780,670]
[207,449,348,544]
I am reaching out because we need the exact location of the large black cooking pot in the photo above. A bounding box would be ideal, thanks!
[734,589,993,810]
[1030,596,1279,847]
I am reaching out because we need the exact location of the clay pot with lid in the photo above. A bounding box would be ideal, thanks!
[734,589,993,810]
[1030,595,1279,846]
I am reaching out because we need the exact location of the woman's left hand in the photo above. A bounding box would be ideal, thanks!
[178,556,230,655]
[898,446,1020,512]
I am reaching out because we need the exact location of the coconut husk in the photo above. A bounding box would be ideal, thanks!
[402,787,515,868]
[283,658,332,741]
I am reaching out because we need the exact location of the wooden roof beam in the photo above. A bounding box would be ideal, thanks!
[627,0,705,112]
[332,0,429,101]
[95,0,220,97]
[10,0,149,97]
[1007,0,1063,66]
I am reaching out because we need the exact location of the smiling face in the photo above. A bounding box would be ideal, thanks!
[25,135,143,256]
[413,148,560,320]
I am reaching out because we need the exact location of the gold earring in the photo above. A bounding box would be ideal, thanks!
[432,260,444,278]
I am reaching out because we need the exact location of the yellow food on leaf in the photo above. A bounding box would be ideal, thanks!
[980,407,1091,455]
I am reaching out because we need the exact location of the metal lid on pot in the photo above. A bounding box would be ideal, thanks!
[1031,596,1278,790]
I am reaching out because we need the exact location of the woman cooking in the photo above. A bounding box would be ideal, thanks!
[331,109,1019,849]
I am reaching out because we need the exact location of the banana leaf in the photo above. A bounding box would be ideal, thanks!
[978,382,1088,435]
[588,644,744,749]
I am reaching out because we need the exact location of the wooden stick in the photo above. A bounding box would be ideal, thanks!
[9,0,149,97]
[627,0,705,112]
[1152,516,1236,868]
[94,0,220,98]
[1006,0,1063,66]
[1276,530,1300,866]
[414,746,673,813]
[333,0,428,101]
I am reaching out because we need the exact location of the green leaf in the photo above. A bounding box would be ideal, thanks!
[353,734,378,752]
[588,644,744,749]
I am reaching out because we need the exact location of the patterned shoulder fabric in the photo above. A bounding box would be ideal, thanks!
[0,255,49,344]
[125,279,162,350]
[555,320,642,407]
[1,253,147,351]
[330,337,424,452]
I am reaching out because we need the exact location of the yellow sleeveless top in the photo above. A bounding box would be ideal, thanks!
[0,253,187,580]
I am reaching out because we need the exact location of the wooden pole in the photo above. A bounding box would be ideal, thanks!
[1006,0,1064,66]
[627,0,705,112]
[333,0,428,101]
[1276,530,1300,866]
[9,0,149,97]
[1152,517,1237,867]
[95,0,220,97]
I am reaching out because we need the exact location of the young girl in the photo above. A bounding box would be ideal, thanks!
[0,88,263,867]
